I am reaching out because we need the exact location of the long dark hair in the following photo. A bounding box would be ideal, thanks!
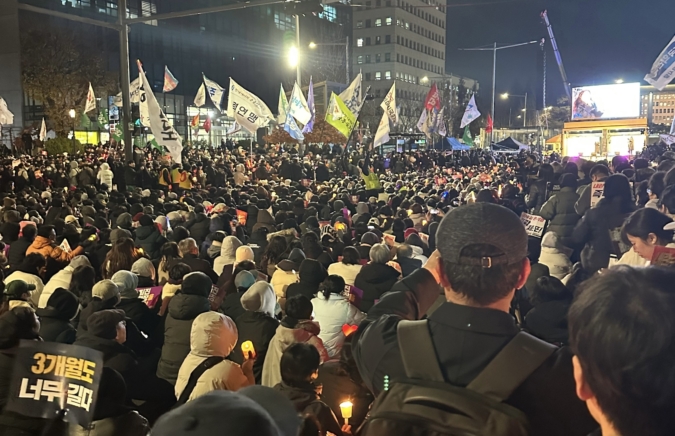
[103,238,140,279]
[261,235,287,266]
[319,275,346,300]
[69,265,96,307]
[598,174,635,214]
[160,242,180,273]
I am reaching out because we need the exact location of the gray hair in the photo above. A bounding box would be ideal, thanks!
[178,238,198,256]
[370,243,391,264]
[397,244,413,259]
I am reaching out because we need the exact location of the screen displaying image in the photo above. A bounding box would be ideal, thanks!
[571,83,641,121]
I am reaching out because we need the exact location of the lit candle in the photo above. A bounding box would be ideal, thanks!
[339,401,353,425]
[241,341,256,359]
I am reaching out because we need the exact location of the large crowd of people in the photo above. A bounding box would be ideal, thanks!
[0,139,673,436]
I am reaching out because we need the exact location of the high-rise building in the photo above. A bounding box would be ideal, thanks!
[641,84,675,128]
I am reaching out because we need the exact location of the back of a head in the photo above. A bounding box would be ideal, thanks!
[341,246,360,265]
[397,244,413,259]
[181,271,213,297]
[659,185,675,214]
[284,294,313,320]
[560,173,577,189]
[280,342,321,386]
[169,262,192,283]
[0,307,40,349]
[22,224,37,240]
[590,164,610,180]
[319,275,346,300]
[602,174,632,210]
[569,266,675,436]
[178,238,198,256]
[369,243,391,264]
[531,276,570,305]
[37,225,54,239]
[649,172,667,198]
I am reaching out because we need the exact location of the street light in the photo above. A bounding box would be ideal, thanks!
[421,76,429,83]
[308,38,350,83]
[69,109,76,153]
[288,46,299,68]
[615,79,624,84]
[501,93,528,128]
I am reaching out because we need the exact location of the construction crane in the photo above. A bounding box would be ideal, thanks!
[541,10,572,101]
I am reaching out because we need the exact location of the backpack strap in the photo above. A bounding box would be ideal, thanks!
[397,319,444,382]
[467,332,556,402]
[175,356,224,406]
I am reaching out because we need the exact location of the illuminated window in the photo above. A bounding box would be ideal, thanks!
[375,72,382,80]
[385,71,391,79]
[357,38,364,47]
[375,18,382,26]
[386,17,392,25]
[357,55,364,64]
[319,5,337,22]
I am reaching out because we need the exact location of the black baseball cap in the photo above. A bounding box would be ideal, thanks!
[435,203,527,268]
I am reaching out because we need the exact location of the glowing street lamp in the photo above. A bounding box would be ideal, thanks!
[288,46,299,68]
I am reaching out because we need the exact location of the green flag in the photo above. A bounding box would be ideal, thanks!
[325,92,356,139]
[362,172,381,190]
[462,126,474,147]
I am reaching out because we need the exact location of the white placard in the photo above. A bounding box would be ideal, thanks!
[520,213,547,238]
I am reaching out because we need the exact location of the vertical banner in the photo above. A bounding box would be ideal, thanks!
[6,341,104,427]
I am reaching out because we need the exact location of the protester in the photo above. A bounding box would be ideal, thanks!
[524,276,572,345]
[214,235,243,277]
[112,270,158,336]
[354,243,400,312]
[285,259,328,302]
[38,255,91,308]
[270,248,305,306]
[619,207,675,266]
[221,270,256,321]
[7,223,36,270]
[327,246,362,286]
[131,257,156,287]
[539,173,580,248]
[539,232,573,279]
[4,253,45,307]
[175,238,219,283]
[26,224,84,264]
[36,288,78,344]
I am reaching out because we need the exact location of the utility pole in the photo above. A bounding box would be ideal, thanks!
[118,0,133,162]
[295,14,301,85]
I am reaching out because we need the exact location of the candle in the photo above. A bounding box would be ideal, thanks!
[241,341,256,359]
[339,401,353,425]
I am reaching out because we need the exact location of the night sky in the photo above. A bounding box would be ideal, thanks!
[445,0,675,105]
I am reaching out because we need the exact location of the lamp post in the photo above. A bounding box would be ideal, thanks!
[308,38,350,83]
[69,109,76,153]
[501,92,527,127]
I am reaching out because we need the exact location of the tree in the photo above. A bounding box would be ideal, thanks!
[263,126,297,145]
[304,116,346,144]
[540,96,571,129]
[19,19,117,136]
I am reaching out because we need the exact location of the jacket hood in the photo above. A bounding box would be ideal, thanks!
[273,382,318,412]
[135,224,160,241]
[241,282,276,317]
[69,255,91,269]
[277,259,300,273]
[541,231,562,249]
[356,202,369,215]
[220,236,243,263]
[100,163,110,171]
[207,241,222,258]
[190,312,238,358]
[298,259,327,285]
[168,293,211,320]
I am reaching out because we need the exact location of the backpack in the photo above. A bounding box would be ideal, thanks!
[357,320,556,436]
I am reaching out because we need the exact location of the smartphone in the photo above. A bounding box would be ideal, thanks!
[430,209,439,215]
[368,226,375,230]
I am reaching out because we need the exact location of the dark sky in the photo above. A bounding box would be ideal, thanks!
[445,0,675,107]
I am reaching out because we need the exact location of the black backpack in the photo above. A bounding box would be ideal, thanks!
[358,320,556,436]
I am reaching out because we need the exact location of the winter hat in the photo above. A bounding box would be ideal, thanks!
[139,214,154,227]
[235,246,255,265]
[181,272,213,298]
[87,309,126,340]
[110,228,132,243]
[404,228,419,240]
[368,217,380,227]
[241,282,276,318]
[68,255,91,269]
[150,390,281,436]
[41,191,52,200]
[111,271,140,299]
[234,271,256,291]
[92,280,120,302]
[44,288,78,320]
[360,232,381,246]
[131,258,156,280]
[116,213,132,228]
[239,386,301,436]
[141,189,151,198]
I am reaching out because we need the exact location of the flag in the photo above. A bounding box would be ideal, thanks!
[671,111,675,135]
[289,82,311,125]
[137,60,183,164]
[39,118,47,141]
[302,77,315,134]
[416,109,428,133]
[278,84,290,125]
[194,84,206,107]
[227,122,241,135]
[460,95,481,128]
[462,126,474,146]
[203,75,225,111]
[191,114,199,129]
[381,83,398,125]
[113,78,141,106]
[325,92,357,138]
[645,35,675,91]
[339,73,363,115]
[226,78,274,134]
[424,83,441,111]
[204,117,211,133]
[486,113,494,134]
[435,108,446,137]
[84,83,97,114]
[284,111,305,141]
[138,76,151,127]
[163,66,179,93]
[417,109,433,138]
[373,111,391,148]
[0,98,14,126]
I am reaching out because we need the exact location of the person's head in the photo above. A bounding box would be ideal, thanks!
[369,243,391,264]
[434,203,530,308]
[178,238,199,257]
[263,235,287,263]
[168,263,192,284]
[86,309,126,344]
[111,270,140,299]
[241,282,276,317]
[284,295,313,320]
[560,173,577,190]
[341,246,360,265]
[569,266,675,436]
[18,253,46,277]
[131,257,156,281]
[0,307,40,349]
[537,163,554,183]
[37,224,56,242]
[601,174,634,213]
[181,271,213,298]
[397,244,413,259]
[92,279,121,304]
[590,164,610,182]
[22,224,37,241]
[44,288,79,321]
[234,270,256,293]
[319,275,346,300]
[659,185,675,216]
[235,245,255,265]
[621,208,674,261]
[648,172,667,199]
[530,276,571,305]
[280,342,321,386]
[4,280,35,302]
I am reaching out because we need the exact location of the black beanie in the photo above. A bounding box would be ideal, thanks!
[45,288,79,320]
[181,272,213,297]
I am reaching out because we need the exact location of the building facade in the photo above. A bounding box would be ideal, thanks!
[641,84,675,128]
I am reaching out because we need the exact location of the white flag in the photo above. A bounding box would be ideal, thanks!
[645,35,675,91]
[380,83,398,125]
[417,109,428,132]
[436,107,446,137]
[203,75,225,111]
[227,78,274,134]
[373,111,391,148]
[288,82,311,125]
[339,73,363,115]
[39,118,47,141]
[113,78,141,106]
[138,75,151,127]
[137,61,183,164]
[0,97,14,125]
[227,122,241,135]
[278,84,290,125]
[84,82,97,114]
[194,84,206,108]
[460,95,481,128]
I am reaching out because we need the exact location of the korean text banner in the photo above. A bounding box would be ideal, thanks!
[6,341,104,427]
[227,78,274,134]
[325,93,356,139]
[644,35,675,91]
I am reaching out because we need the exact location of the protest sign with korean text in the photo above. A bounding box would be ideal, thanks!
[520,213,547,238]
[138,286,163,308]
[651,246,675,267]
[590,181,605,208]
[6,341,103,426]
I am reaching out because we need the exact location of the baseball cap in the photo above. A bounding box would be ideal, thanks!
[4,280,36,298]
[234,271,256,290]
[435,203,527,268]
[87,309,126,340]
[92,280,120,301]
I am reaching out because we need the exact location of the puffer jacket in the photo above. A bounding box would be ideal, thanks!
[526,178,552,214]
[134,224,167,260]
[186,213,211,246]
[327,262,362,287]
[97,163,114,188]
[262,318,329,387]
[4,270,45,307]
[354,262,401,312]
[311,294,365,358]
[7,236,33,269]
[539,187,580,248]
[174,312,248,402]
[539,232,573,279]
[271,260,300,304]
[26,236,84,265]
[213,236,242,276]
[252,210,276,234]
[38,255,90,308]
[157,293,211,385]
[285,259,327,302]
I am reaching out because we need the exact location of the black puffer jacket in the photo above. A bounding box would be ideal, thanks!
[36,308,76,344]
[7,236,33,270]
[286,259,327,301]
[135,224,167,260]
[231,311,279,383]
[524,300,571,345]
[186,213,211,246]
[116,298,159,339]
[74,332,139,379]
[156,293,210,385]
[354,263,400,312]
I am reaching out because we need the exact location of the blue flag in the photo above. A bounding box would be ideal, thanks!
[284,111,305,141]
[302,77,315,134]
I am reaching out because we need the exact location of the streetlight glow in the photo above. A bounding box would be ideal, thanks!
[288,46,299,68]
[68,109,76,119]
[308,42,317,49]
[501,93,509,99]
[421,76,429,83]
[615,79,624,84]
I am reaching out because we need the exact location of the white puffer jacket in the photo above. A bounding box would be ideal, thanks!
[539,232,573,279]
[174,312,249,402]
[311,293,366,358]
[213,236,242,276]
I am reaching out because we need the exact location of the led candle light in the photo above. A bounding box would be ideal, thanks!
[241,341,256,359]
[339,401,353,425]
